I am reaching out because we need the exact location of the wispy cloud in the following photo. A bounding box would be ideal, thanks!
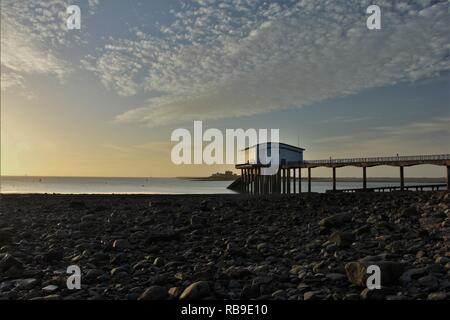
[312,116,449,156]
[320,116,375,124]
[81,0,449,126]
[0,0,100,91]
[375,117,450,136]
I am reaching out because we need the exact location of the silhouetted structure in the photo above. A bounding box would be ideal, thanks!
[231,147,450,194]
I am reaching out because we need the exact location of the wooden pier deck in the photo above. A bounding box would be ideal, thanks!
[233,154,450,194]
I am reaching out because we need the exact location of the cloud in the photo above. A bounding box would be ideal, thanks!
[0,0,101,91]
[311,116,450,156]
[0,69,25,90]
[320,116,375,124]
[1,15,70,87]
[101,141,170,154]
[375,117,450,136]
[82,0,449,126]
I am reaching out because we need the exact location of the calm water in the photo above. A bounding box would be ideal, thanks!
[0,176,439,194]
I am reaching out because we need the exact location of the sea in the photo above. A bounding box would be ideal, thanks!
[0,176,441,194]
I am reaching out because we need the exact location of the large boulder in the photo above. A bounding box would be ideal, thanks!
[179,281,210,300]
[345,261,404,287]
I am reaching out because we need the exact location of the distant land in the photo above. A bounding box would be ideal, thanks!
[180,171,239,181]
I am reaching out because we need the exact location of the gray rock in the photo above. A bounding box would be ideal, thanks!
[85,269,103,281]
[226,242,246,256]
[329,232,355,248]
[0,254,23,274]
[15,278,38,290]
[138,286,168,300]
[153,257,165,267]
[418,275,439,290]
[110,266,129,276]
[168,287,182,298]
[427,292,447,300]
[272,289,287,299]
[303,291,320,300]
[345,261,404,287]
[179,281,210,300]
[112,239,131,250]
[325,273,346,281]
[400,267,428,283]
[240,284,260,299]
[42,285,59,293]
[319,213,352,228]
[360,287,395,300]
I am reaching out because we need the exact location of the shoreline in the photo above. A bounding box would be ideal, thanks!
[1,192,449,300]
[2,175,446,183]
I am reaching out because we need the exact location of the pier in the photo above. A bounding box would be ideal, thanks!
[232,154,450,194]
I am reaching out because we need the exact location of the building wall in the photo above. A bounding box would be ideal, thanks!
[240,144,303,165]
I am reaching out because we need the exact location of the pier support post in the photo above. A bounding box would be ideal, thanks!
[293,169,296,194]
[400,166,404,191]
[248,169,251,194]
[447,166,450,191]
[243,169,248,193]
[298,168,302,194]
[332,167,337,191]
[282,169,286,194]
[258,168,263,194]
[254,169,257,194]
[363,167,367,190]
[261,175,266,195]
[247,169,251,193]
[308,167,312,193]
[250,169,253,194]
[275,168,281,193]
[273,174,276,194]
[287,169,291,194]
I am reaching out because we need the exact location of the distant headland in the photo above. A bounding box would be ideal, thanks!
[178,171,239,181]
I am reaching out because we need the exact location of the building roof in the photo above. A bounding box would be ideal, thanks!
[243,142,305,151]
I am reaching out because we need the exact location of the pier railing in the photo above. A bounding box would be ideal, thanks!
[301,154,450,165]
[234,154,450,194]
[335,184,448,193]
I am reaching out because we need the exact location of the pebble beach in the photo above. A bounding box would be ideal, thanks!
[0,192,449,300]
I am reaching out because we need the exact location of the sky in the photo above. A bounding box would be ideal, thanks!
[1,0,449,178]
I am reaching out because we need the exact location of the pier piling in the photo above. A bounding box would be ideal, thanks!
[293,169,296,194]
[308,167,312,193]
[287,169,291,194]
[298,168,302,193]
[363,167,367,190]
[234,154,450,194]
[332,167,337,191]
[400,166,405,191]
